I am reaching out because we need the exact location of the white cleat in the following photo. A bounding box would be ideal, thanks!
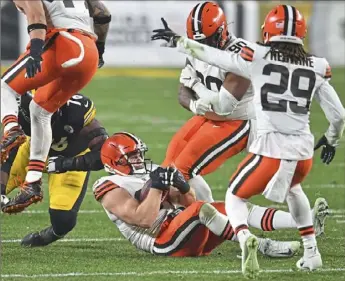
[312,197,329,236]
[258,238,300,258]
[296,248,322,271]
[242,235,260,279]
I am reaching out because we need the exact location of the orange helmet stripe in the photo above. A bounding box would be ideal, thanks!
[191,2,208,35]
[283,5,297,36]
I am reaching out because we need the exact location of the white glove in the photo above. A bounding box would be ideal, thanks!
[189,99,213,116]
[47,156,59,173]
[180,65,200,89]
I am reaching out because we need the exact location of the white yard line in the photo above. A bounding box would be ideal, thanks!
[2,268,345,278]
[336,220,345,224]
[1,237,124,244]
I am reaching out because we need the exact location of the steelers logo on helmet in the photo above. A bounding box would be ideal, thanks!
[100,132,153,176]
[186,2,229,49]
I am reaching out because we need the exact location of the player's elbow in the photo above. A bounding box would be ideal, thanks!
[333,107,345,127]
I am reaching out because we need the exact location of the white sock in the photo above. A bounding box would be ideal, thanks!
[1,81,20,131]
[188,175,214,202]
[286,184,317,250]
[199,203,236,241]
[248,204,297,231]
[24,101,53,183]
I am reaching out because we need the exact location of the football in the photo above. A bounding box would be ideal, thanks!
[139,178,169,202]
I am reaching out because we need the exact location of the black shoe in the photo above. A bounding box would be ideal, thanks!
[1,126,26,164]
[2,180,43,214]
[21,226,62,247]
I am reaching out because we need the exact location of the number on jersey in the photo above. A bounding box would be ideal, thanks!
[261,64,316,115]
[196,71,223,92]
[47,0,88,11]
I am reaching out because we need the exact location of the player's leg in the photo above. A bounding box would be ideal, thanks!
[0,34,65,163]
[6,33,98,212]
[286,159,322,270]
[225,154,280,279]
[173,120,250,202]
[21,170,90,247]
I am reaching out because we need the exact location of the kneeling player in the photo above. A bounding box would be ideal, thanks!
[93,133,328,257]
[1,93,108,247]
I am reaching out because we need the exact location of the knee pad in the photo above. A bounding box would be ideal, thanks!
[49,208,77,237]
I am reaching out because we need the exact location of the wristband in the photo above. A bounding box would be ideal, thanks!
[27,23,47,34]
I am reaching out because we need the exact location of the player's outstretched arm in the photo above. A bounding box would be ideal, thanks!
[85,0,111,68]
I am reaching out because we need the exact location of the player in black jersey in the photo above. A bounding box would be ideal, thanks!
[1,92,108,247]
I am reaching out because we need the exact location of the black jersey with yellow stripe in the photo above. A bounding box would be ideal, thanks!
[19,94,96,157]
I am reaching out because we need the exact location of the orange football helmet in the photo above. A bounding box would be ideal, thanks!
[262,5,307,45]
[186,1,229,49]
[100,132,150,176]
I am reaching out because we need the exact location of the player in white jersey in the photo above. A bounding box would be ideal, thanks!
[1,0,111,213]
[93,132,329,258]
[152,4,345,278]
[162,2,254,202]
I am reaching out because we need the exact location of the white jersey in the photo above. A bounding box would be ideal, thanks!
[177,38,345,160]
[184,37,255,121]
[93,173,176,254]
[42,0,94,34]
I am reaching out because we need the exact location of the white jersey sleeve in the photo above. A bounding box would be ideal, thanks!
[176,37,253,80]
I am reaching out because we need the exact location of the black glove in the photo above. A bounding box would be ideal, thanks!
[26,39,44,78]
[47,156,75,173]
[149,167,174,191]
[171,168,190,194]
[314,135,336,165]
[96,41,105,68]
[151,18,181,47]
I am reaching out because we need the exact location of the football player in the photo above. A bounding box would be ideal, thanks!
[152,4,345,277]
[1,92,108,247]
[93,133,328,258]
[0,0,111,213]
[162,2,254,203]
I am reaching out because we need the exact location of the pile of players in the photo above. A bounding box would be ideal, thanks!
[1,1,344,279]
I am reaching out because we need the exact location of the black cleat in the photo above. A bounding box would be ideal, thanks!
[21,226,62,247]
[2,180,43,214]
[1,126,26,164]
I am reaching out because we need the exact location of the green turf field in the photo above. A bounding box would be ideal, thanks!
[1,68,345,281]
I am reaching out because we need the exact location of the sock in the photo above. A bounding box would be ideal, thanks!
[248,204,297,231]
[188,175,214,203]
[1,81,20,131]
[26,160,45,182]
[286,184,317,251]
[225,189,251,249]
[199,203,236,241]
[25,101,53,183]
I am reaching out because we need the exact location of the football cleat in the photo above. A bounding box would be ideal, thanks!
[0,195,10,210]
[312,197,329,236]
[21,226,61,247]
[242,235,260,279]
[0,126,26,164]
[296,247,322,271]
[258,238,300,258]
[2,180,43,214]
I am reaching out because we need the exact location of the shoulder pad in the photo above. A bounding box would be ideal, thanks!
[313,57,332,80]
[93,176,120,201]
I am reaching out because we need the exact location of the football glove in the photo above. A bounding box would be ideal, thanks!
[96,41,105,68]
[25,39,44,78]
[149,166,174,191]
[189,99,212,116]
[151,18,181,48]
[180,65,200,89]
[314,135,336,165]
[47,156,74,173]
[171,168,190,194]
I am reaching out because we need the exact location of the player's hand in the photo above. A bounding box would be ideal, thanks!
[96,41,105,68]
[170,167,190,194]
[149,167,174,191]
[180,65,200,89]
[25,39,44,79]
[47,156,74,173]
[151,18,181,48]
[189,99,213,116]
[314,135,336,165]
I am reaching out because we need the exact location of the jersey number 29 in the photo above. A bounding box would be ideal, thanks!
[261,64,316,115]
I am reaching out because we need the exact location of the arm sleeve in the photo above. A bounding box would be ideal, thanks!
[176,37,253,79]
[314,81,345,146]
